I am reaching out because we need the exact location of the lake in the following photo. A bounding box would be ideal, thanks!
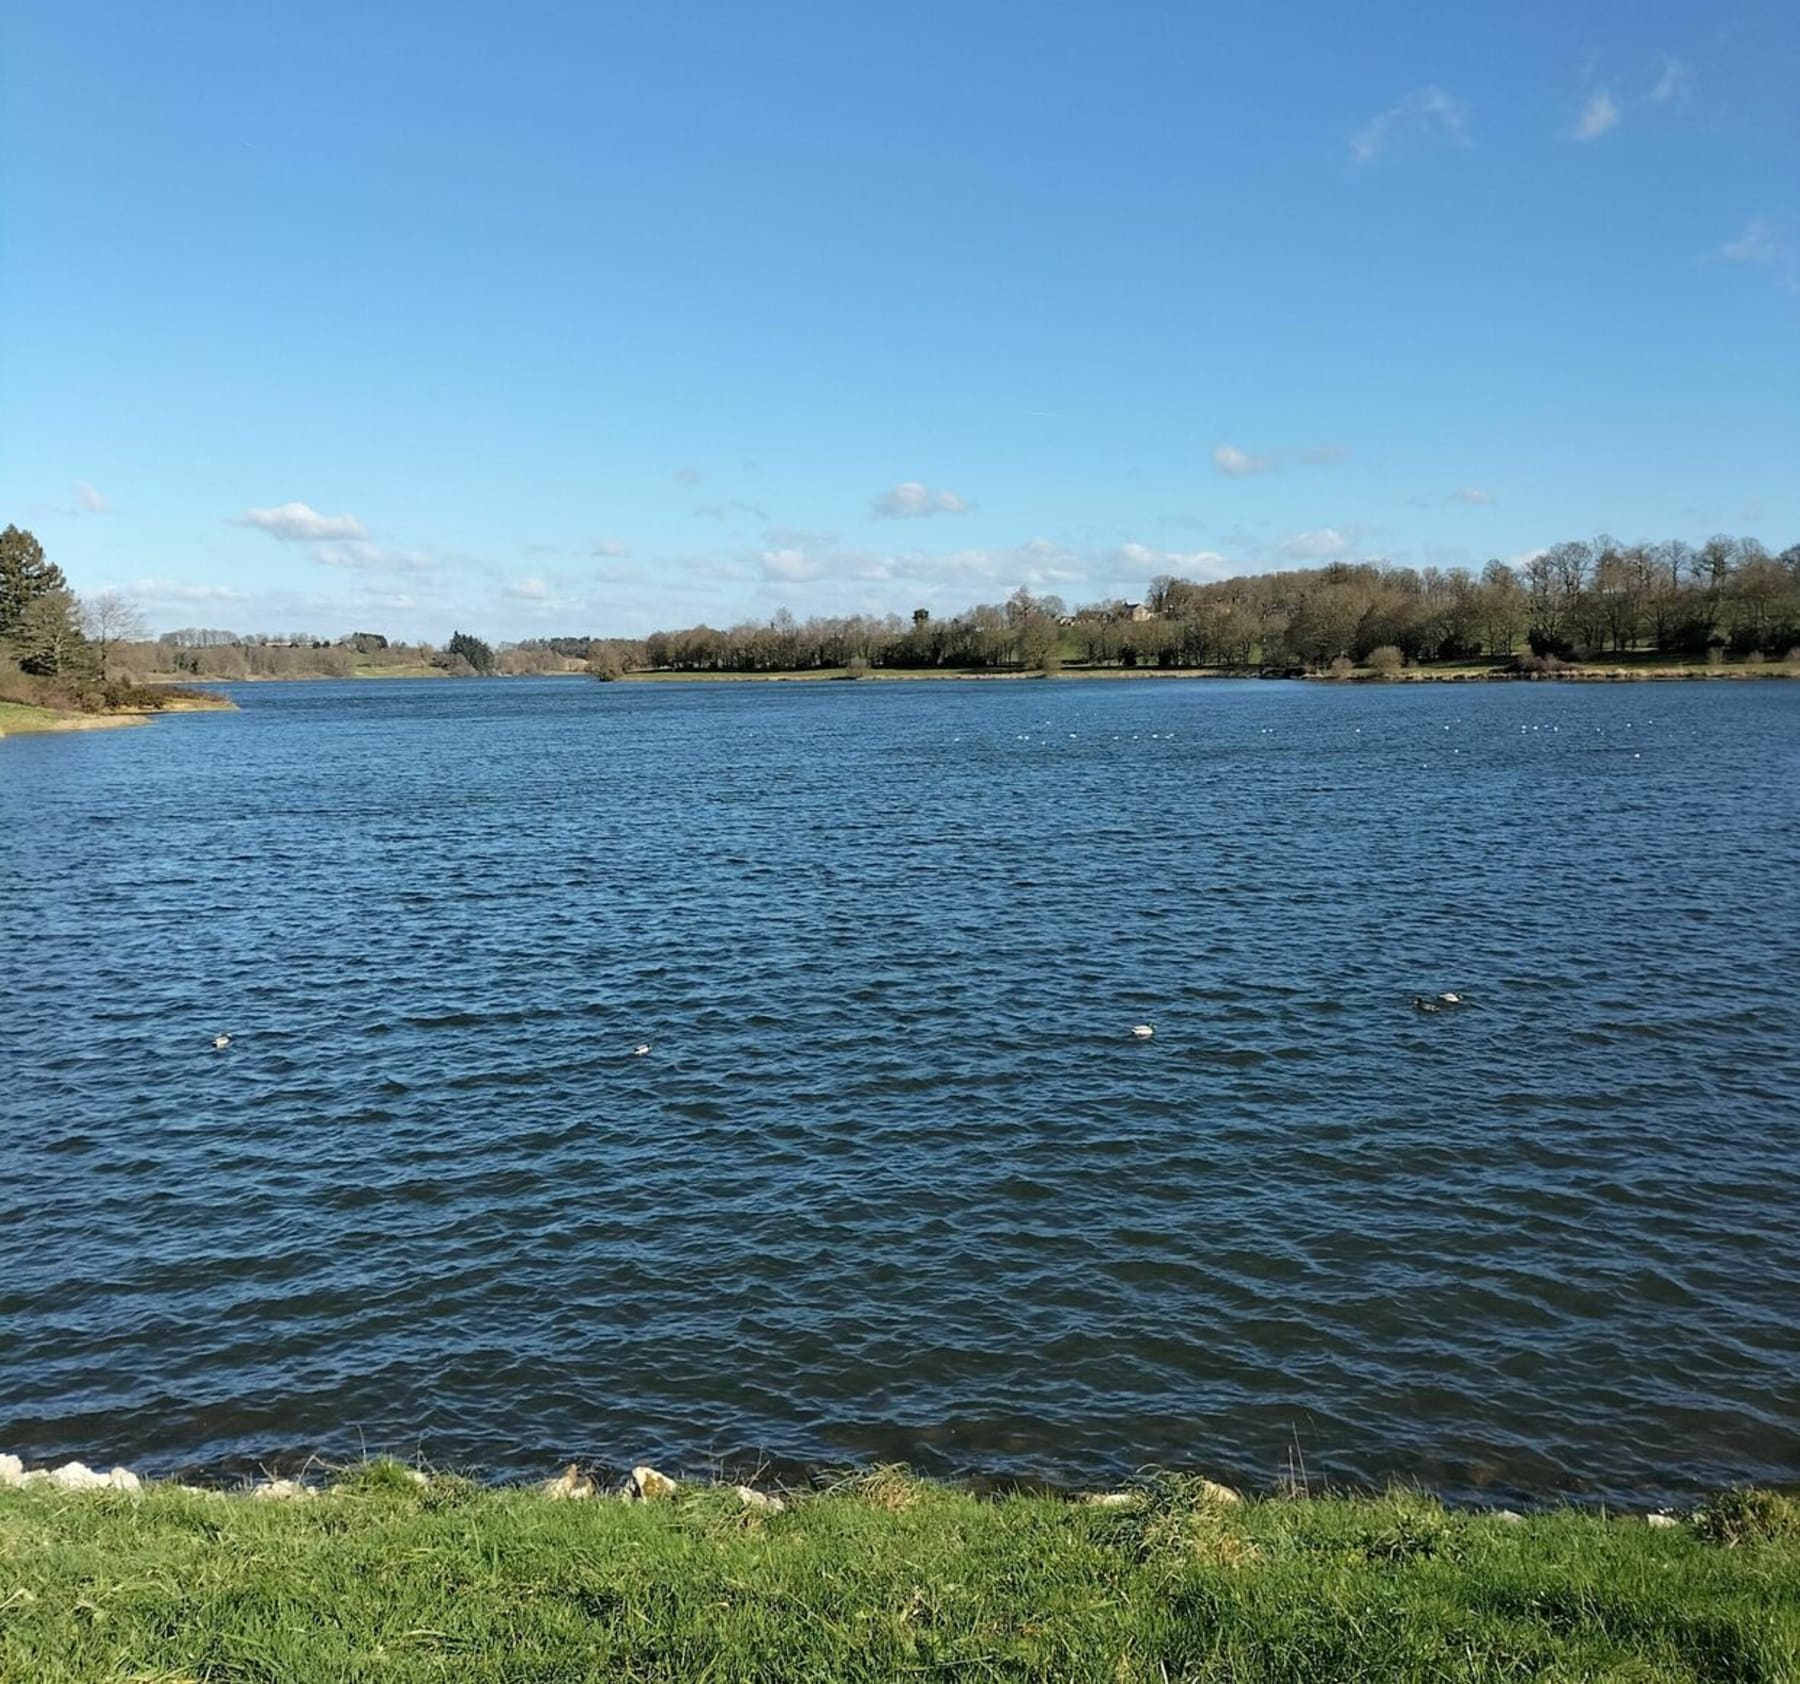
[2,675,1796,1503]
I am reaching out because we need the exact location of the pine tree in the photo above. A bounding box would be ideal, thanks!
[0,525,68,639]
[14,589,93,677]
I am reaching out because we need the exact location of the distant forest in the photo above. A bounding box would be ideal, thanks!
[614,534,1800,676]
[7,524,1800,691]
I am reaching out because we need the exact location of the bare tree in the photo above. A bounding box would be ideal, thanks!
[81,590,149,679]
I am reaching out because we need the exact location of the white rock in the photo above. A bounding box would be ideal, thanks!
[1492,1509,1525,1524]
[107,1467,142,1493]
[542,1464,597,1500]
[0,1454,22,1486]
[47,1462,109,1492]
[733,1485,785,1513]
[627,1465,678,1501]
[251,1478,315,1502]
[1194,1479,1242,1506]
[1646,1512,1680,1529]
[1079,1491,1142,1509]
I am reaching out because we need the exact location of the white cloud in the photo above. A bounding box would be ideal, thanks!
[760,548,826,583]
[74,481,112,514]
[1280,528,1353,560]
[693,498,769,521]
[1349,86,1470,165]
[1572,90,1621,140]
[1449,486,1495,505]
[591,536,631,557]
[238,501,369,543]
[870,481,972,519]
[1710,218,1799,291]
[505,577,549,600]
[1211,444,1275,477]
[1297,444,1351,465]
[673,467,702,484]
[124,576,249,604]
[308,540,434,575]
[763,524,839,548]
[1649,56,1693,107]
[1117,540,1233,580]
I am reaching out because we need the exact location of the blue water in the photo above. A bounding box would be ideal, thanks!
[2,676,1796,1502]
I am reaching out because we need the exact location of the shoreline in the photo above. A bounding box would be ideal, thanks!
[0,693,237,739]
[5,1444,1790,1513]
[136,660,1800,687]
[4,1455,1793,1679]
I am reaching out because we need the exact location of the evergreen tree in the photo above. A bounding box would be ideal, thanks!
[446,630,495,673]
[0,525,68,639]
[14,589,93,677]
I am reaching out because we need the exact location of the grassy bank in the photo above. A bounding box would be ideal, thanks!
[1,1469,1795,1681]
[0,677,235,740]
[0,700,149,736]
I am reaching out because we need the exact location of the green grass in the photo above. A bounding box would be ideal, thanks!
[2,1471,1796,1681]
[0,701,145,735]
[0,701,68,733]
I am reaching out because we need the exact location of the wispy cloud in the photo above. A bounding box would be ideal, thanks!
[590,536,631,558]
[1280,528,1354,561]
[74,481,112,515]
[870,481,972,519]
[1571,89,1621,141]
[1449,486,1495,505]
[754,534,1082,595]
[308,540,435,575]
[1649,55,1694,108]
[1296,444,1351,466]
[764,524,840,548]
[1116,540,1233,581]
[237,501,368,543]
[1709,218,1799,292]
[673,467,702,485]
[1211,444,1276,477]
[1349,86,1470,165]
[123,576,249,605]
[504,576,549,600]
[693,498,769,521]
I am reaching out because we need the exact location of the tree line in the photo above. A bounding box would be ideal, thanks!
[6,522,1799,698]
[601,534,1800,676]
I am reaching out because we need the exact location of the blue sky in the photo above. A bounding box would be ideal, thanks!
[2,1,1796,641]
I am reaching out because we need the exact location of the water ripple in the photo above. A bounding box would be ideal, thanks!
[2,675,1797,1504]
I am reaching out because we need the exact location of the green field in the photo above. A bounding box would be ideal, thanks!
[1,1470,1795,1681]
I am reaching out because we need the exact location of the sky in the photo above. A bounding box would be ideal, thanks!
[2,1,1796,642]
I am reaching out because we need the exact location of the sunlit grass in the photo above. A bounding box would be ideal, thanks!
[2,1471,1796,1680]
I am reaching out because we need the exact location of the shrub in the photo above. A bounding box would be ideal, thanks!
[1366,645,1404,679]
[1326,655,1355,681]
[1693,1487,1799,1547]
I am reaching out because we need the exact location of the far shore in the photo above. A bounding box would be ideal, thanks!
[133,658,1800,688]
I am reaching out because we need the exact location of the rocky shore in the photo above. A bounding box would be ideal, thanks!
[0,1448,1695,1526]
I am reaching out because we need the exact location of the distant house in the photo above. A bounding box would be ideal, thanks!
[1126,602,1156,623]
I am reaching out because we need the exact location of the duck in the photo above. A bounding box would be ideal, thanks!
[211,1034,232,1050]
[1411,997,1443,1015]
[631,1043,651,1057]
[1130,1024,1155,1040]
[1435,991,1465,1006]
